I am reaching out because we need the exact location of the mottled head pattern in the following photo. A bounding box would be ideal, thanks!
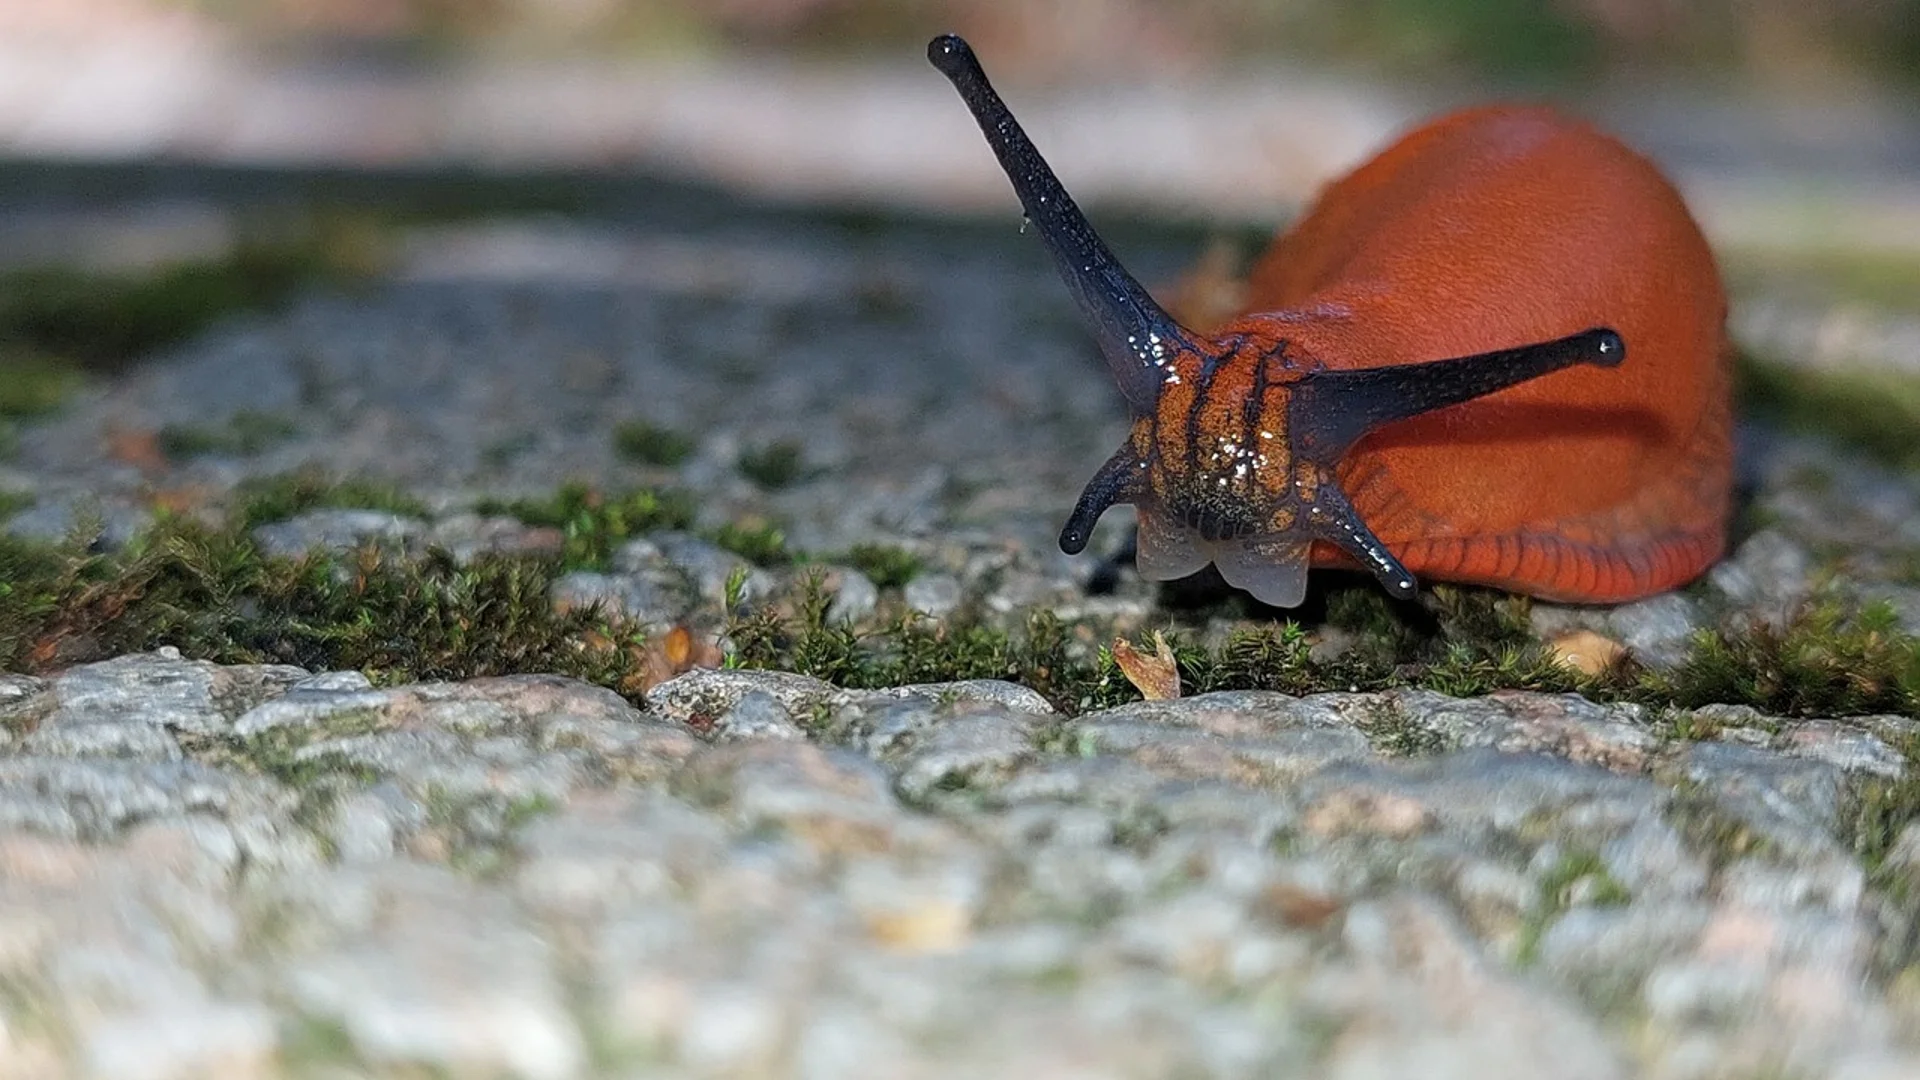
[931,34,1626,606]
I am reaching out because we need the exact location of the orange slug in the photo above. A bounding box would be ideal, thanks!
[930,33,1731,607]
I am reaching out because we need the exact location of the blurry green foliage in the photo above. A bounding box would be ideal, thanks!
[183,0,1920,84]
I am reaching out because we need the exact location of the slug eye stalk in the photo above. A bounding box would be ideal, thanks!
[928,33,1200,417]
[929,33,1631,605]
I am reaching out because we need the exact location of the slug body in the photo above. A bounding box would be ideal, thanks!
[930,34,1731,607]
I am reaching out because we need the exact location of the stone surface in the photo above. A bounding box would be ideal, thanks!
[3,652,1914,1077]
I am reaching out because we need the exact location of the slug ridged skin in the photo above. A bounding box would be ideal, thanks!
[1236,106,1730,602]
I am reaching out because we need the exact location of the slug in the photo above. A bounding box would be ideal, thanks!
[929,33,1731,608]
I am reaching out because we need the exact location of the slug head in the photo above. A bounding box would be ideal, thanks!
[931,33,1626,606]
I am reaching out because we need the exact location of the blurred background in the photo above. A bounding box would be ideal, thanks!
[3,0,1918,222]
[0,0,1917,489]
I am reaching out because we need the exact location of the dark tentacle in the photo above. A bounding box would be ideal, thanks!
[1289,327,1624,461]
[929,33,1199,415]
[1059,448,1145,554]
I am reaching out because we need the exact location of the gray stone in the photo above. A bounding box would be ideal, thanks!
[23,718,183,761]
[250,509,426,558]
[633,531,778,606]
[1778,720,1908,778]
[1708,529,1815,627]
[1073,691,1375,785]
[648,667,839,732]
[0,757,290,841]
[1531,592,1705,671]
[231,685,396,737]
[35,650,307,750]
[713,689,807,742]
[78,1001,278,1080]
[1607,592,1705,670]
[288,670,374,693]
[328,789,402,862]
[1665,740,1852,856]
[424,512,564,561]
[892,707,1038,801]
[903,573,963,618]
[824,566,880,624]
[283,865,584,1079]
[1325,896,1626,1080]
[548,569,684,626]
[843,679,1055,717]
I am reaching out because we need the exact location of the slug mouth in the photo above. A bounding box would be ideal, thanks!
[1177,501,1262,544]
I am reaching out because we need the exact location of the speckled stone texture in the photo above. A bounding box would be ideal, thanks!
[0,651,1914,1078]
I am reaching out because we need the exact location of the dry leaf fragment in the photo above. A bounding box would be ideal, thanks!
[1548,629,1627,675]
[625,624,725,695]
[1113,630,1181,700]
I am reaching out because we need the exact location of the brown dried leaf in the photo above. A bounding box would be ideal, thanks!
[625,624,725,695]
[104,426,166,473]
[1113,630,1181,700]
[1548,629,1627,676]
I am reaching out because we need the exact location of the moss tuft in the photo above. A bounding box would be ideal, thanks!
[0,219,374,374]
[1515,849,1632,966]
[0,478,1913,725]
[846,543,923,590]
[1738,349,1920,473]
[737,440,806,489]
[159,410,300,460]
[709,519,790,567]
[1355,699,1450,757]
[236,471,431,530]
[0,519,640,690]
[612,420,695,466]
[1649,598,1920,717]
[0,353,84,418]
[476,483,695,571]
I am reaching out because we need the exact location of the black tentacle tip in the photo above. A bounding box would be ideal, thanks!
[1584,327,1627,368]
[928,33,976,76]
[1059,506,1102,554]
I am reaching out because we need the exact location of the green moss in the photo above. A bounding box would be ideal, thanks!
[0,519,640,690]
[709,519,790,567]
[474,482,695,570]
[726,574,1128,712]
[0,477,1913,725]
[1355,699,1450,757]
[846,543,923,590]
[502,792,561,830]
[1667,781,1776,872]
[1724,248,1920,314]
[158,410,298,460]
[0,221,371,373]
[612,420,695,466]
[1515,849,1632,966]
[737,440,806,489]
[1185,622,1321,695]
[1738,349,1920,472]
[0,353,84,417]
[0,532,73,663]
[236,471,430,530]
[1422,640,1584,698]
[1649,598,1920,718]
[279,1015,363,1070]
